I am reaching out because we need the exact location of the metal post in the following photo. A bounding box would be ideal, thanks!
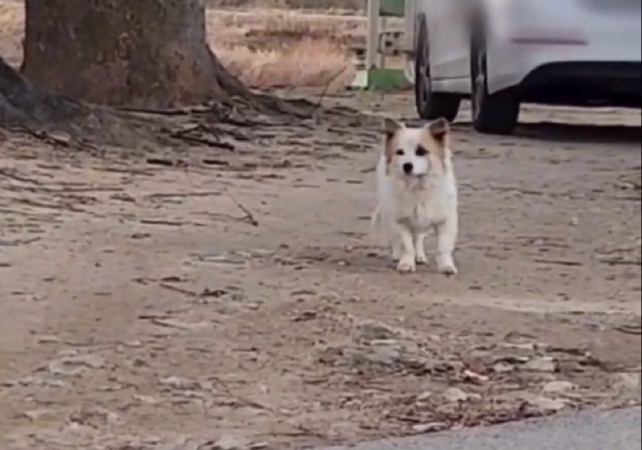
[403,0,416,84]
[366,0,381,70]
[351,0,412,91]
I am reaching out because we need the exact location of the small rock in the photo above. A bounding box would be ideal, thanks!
[247,443,270,449]
[542,381,578,394]
[69,404,121,426]
[159,376,205,391]
[38,336,60,344]
[523,394,567,412]
[416,391,432,402]
[365,345,401,366]
[493,362,515,374]
[462,355,487,374]
[611,372,641,391]
[523,356,557,373]
[48,354,106,376]
[412,422,449,433]
[208,435,252,450]
[134,395,161,405]
[42,378,67,388]
[463,369,489,384]
[352,320,399,342]
[500,342,537,351]
[443,387,476,403]
[19,409,57,422]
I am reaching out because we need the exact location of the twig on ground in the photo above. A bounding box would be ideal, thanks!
[17,128,98,153]
[533,258,583,267]
[601,258,641,267]
[159,283,202,298]
[139,218,191,226]
[227,192,259,227]
[310,66,350,115]
[615,324,642,335]
[117,106,193,116]
[145,191,223,200]
[0,168,43,185]
[168,123,236,151]
[0,237,42,246]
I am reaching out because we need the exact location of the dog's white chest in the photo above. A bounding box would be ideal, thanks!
[397,191,450,230]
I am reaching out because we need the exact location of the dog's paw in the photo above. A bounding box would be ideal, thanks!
[437,254,457,276]
[391,244,403,261]
[397,257,417,273]
[438,263,458,276]
[415,251,428,264]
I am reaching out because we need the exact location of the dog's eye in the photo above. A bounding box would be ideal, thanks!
[396,149,404,156]
[415,146,428,156]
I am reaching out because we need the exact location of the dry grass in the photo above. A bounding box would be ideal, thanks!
[0,3,379,90]
[210,10,370,89]
[205,0,365,12]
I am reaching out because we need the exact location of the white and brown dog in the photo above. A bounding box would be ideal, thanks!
[371,117,458,274]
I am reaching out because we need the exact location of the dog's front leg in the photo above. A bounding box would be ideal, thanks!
[391,235,403,262]
[395,226,416,273]
[435,216,458,275]
[413,232,428,264]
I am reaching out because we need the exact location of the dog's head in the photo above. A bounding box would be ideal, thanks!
[383,117,451,177]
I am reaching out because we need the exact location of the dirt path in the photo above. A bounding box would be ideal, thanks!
[1,95,640,449]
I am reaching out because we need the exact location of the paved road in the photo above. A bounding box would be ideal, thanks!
[321,408,641,450]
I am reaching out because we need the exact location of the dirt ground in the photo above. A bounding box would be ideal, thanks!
[1,2,641,450]
[1,91,641,449]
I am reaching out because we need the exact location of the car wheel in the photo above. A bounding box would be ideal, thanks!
[415,15,461,123]
[470,27,520,135]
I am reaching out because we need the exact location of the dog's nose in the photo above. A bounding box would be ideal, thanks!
[402,163,413,174]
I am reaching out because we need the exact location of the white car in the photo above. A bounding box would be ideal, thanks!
[410,0,642,134]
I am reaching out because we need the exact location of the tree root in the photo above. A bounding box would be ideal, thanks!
[0,55,89,128]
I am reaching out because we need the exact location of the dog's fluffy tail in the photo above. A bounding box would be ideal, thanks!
[370,204,385,242]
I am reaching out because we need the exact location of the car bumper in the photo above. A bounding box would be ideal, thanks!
[488,40,642,96]
[487,1,641,97]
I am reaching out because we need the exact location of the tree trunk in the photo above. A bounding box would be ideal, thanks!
[21,0,248,108]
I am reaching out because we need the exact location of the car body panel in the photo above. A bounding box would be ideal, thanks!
[411,0,641,99]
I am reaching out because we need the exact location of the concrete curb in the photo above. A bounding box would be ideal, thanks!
[319,407,641,450]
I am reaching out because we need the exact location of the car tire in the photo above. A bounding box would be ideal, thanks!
[470,25,520,135]
[414,14,461,123]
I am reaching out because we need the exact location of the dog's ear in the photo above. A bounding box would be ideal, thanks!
[383,117,402,141]
[383,118,401,167]
[426,117,450,143]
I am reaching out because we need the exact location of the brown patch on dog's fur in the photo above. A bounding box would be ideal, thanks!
[422,118,451,165]
[383,118,402,165]
[428,118,450,142]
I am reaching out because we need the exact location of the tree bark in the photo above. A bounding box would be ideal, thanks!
[0,55,88,127]
[21,0,248,108]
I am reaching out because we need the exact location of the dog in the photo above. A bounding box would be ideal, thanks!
[371,117,458,274]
